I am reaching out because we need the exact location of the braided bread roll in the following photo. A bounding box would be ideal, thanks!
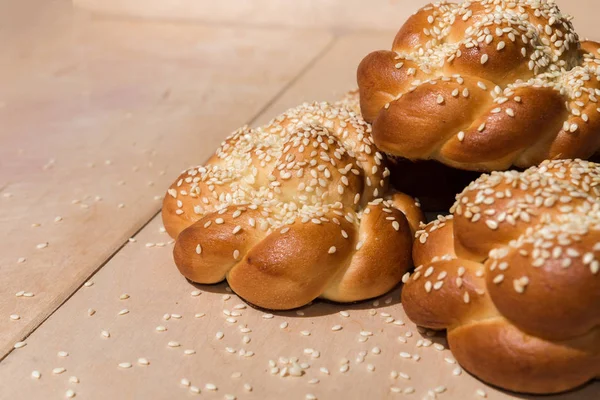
[358,0,600,171]
[162,99,423,310]
[401,159,600,394]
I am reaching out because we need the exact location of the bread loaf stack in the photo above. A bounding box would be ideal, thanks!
[163,0,600,394]
[354,0,600,394]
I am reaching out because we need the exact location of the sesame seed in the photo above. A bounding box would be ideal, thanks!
[480,54,489,64]
[118,362,132,369]
[591,261,599,274]
[485,220,498,230]
[425,281,433,292]
[31,371,41,379]
[205,383,217,391]
[13,341,26,349]
[328,246,336,254]
[457,131,465,142]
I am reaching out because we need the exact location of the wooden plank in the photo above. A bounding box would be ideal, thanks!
[1,31,598,400]
[253,32,393,126]
[72,0,600,37]
[0,0,333,356]
[0,215,597,399]
[73,0,431,31]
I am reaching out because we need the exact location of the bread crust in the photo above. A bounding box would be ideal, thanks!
[163,97,423,310]
[403,159,600,394]
[358,0,600,171]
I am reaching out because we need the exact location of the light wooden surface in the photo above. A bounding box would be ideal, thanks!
[72,0,600,37]
[0,0,331,356]
[73,0,431,31]
[1,216,597,399]
[1,0,599,399]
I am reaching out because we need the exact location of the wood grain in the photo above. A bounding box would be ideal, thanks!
[0,216,597,399]
[253,32,393,126]
[72,0,600,38]
[0,0,332,356]
[73,0,431,31]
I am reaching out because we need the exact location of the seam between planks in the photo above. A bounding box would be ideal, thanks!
[0,209,161,363]
[0,34,339,363]
[246,34,339,126]
[84,9,397,36]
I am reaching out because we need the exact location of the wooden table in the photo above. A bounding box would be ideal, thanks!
[0,0,598,398]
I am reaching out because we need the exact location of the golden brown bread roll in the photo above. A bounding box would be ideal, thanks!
[162,99,423,310]
[401,159,600,394]
[358,0,600,171]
